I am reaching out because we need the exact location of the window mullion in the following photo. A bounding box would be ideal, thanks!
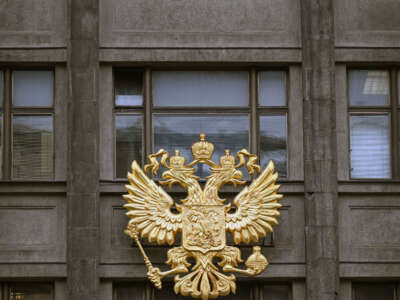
[250,68,258,155]
[144,68,152,157]
[3,69,11,180]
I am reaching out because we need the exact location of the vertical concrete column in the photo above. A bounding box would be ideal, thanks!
[67,1,100,300]
[300,1,339,300]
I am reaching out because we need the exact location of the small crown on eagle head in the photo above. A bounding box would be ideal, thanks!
[191,133,214,161]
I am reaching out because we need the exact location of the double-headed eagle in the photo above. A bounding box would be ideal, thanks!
[123,134,283,300]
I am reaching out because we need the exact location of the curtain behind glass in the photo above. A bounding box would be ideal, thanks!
[12,115,53,179]
[350,115,391,178]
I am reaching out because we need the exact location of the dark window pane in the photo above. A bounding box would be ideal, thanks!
[0,114,2,178]
[262,285,290,300]
[115,70,143,106]
[114,283,145,300]
[153,71,248,107]
[153,114,249,178]
[13,115,53,179]
[259,71,286,106]
[350,115,390,178]
[13,71,53,107]
[116,114,143,178]
[154,282,251,300]
[0,70,3,107]
[354,283,395,300]
[260,115,287,177]
[349,70,389,106]
[9,283,52,300]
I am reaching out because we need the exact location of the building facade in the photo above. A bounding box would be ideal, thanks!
[0,0,399,299]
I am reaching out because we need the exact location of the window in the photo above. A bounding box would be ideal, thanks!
[113,282,291,300]
[348,69,399,179]
[353,283,397,300]
[114,69,288,179]
[0,282,53,300]
[0,69,54,180]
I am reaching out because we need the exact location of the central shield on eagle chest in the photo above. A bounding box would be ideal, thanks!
[182,205,226,253]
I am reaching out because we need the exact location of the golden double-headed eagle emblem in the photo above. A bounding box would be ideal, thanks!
[123,133,283,300]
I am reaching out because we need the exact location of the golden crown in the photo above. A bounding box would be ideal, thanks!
[191,133,214,161]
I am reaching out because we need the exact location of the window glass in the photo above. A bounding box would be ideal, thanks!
[354,283,395,300]
[0,71,3,107]
[116,114,143,178]
[260,115,287,177]
[114,283,145,300]
[13,115,53,179]
[262,284,290,300]
[350,115,391,178]
[259,71,286,106]
[9,283,52,300]
[13,71,53,107]
[115,70,143,106]
[152,71,248,107]
[0,115,2,178]
[153,114,249,178]
[349,70,389,106]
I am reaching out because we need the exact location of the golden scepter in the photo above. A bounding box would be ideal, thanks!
[124,223,162,289]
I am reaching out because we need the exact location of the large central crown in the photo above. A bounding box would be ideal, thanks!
[191,133,214,161]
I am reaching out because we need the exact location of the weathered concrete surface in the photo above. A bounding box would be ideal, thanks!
[300,1,339,300]
[67,0,100,300]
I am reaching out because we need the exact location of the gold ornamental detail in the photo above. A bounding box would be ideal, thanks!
[123,134,283,300]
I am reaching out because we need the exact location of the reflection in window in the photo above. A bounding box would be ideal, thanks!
[9,283,52,300]
[12,71,53,107]
[349,70,389,106]
[153,114,249,178]
[354,283,395,300]
[262,284,290,300]
[259,71,286,106]
[115,70,143,106]
[115,114,143,178]
[260,115,287,177]
[12,115,53,179]
[114,283,145,300]
[153,71,248,107]
[350,115,390,178]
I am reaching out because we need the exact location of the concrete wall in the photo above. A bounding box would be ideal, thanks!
[0,0,399,299]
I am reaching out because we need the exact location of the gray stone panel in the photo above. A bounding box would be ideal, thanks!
[0,195,66,263]
[100,0,301,48]
[339,195,400,262]
[334,0,400,47]
[0,0,66,48]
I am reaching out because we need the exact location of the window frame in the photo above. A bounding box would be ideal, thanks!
[346,67,399,180]
[0,67,56,180]
[112,67,290,180]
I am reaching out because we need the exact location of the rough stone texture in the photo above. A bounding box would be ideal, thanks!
[67,1,100,300]
[300,1,339,300]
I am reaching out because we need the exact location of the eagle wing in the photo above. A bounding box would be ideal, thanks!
[225,161,283,244]
[123,161,182,245]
